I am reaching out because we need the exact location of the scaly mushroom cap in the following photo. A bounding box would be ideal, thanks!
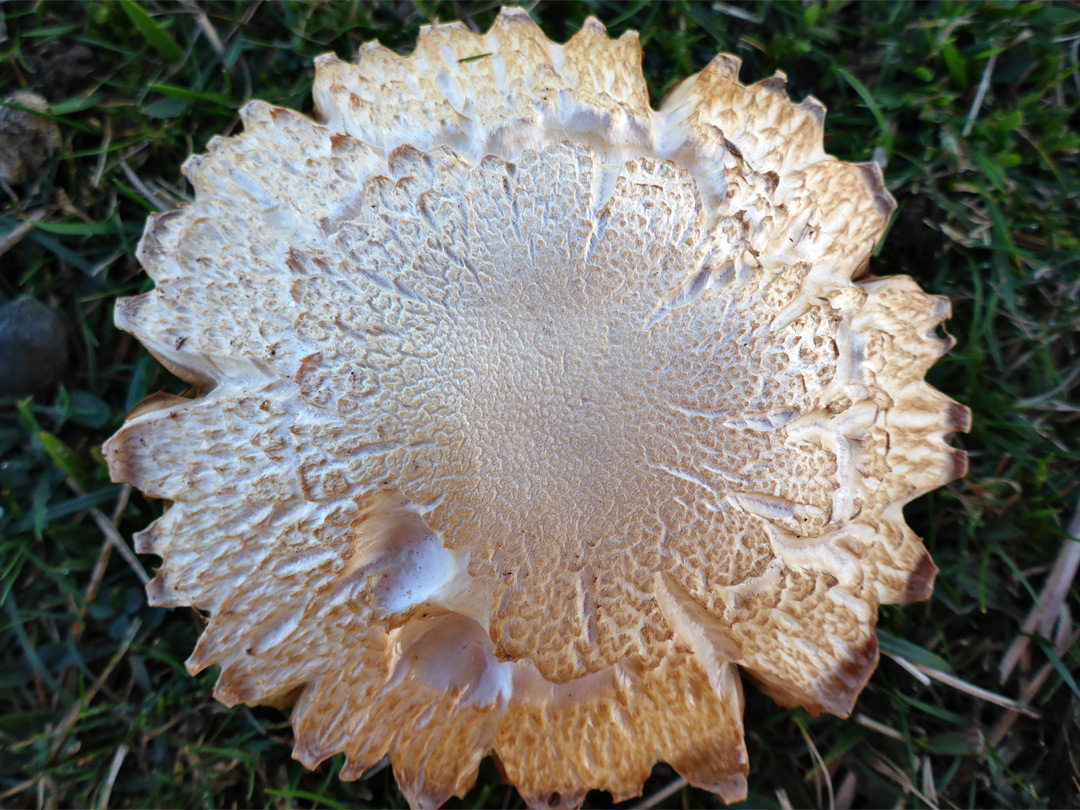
[105,9,969,809]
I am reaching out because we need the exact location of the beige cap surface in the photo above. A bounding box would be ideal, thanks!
[104,8,969,808]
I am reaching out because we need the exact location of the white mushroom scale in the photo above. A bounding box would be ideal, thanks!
[105,9,970,809]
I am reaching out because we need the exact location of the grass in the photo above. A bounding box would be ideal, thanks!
[1,1,1078,808]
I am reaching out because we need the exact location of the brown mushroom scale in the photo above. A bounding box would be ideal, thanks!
[105,9,969,809]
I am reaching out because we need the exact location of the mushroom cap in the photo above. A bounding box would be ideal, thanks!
[104,9,969,809]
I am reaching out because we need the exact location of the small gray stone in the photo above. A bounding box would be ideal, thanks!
[0,297,69,396]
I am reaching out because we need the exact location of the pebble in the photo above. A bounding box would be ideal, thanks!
[0,91,60,185]
[0,297,69,396]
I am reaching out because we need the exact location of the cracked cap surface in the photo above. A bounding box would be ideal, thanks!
[105,8,969,809]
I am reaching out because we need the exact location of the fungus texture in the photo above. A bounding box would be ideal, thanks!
[105,9,969,809]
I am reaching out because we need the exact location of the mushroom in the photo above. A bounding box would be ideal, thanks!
[104,9,969,809]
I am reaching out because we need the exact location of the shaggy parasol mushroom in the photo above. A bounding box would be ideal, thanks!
[105,8,969,808]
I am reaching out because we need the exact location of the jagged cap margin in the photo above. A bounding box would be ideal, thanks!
[310,7,890,281]
[104,7,970,810]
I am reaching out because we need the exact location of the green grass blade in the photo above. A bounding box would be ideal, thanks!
[837,66,888,133]
[878,631,953,672]
[118,0,183,63]
[39,432,90,488]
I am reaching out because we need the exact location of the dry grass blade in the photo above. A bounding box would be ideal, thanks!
[0,779,38,803]
[64,479,150,587]
[47,618,142,761]
[92,504,152,584]
[885,651,932,686]
[712,2,763,24]
[65,478,150,586]
[835,771,857,810]
[872,757,941,810]
[95,743,129,810]
[855,713,906,741]
[1070,36,1080,98]
[1000,494,1080,682]
[180,0,224,55]
[799,722,835,810]
[81,540,113,615]
[119,159,169,212]
[0,208,49,257]
[109,483,132,524]
[79,486,136,635]
[990,627,1080,747]
[91,116,111,189]
[962,51,998,136]
[629,776,688,810]
[892,653,1040,717]
[922,756,938,806]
